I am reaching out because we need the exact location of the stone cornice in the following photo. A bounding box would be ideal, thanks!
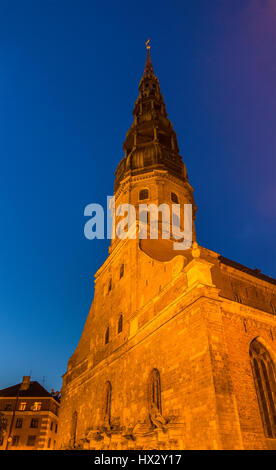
[221,300,276,326]
[115,170,193,199]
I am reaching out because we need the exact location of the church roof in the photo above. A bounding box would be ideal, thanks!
[219,255,276,286]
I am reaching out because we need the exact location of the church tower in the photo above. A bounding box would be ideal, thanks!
[111,43,196,257]
[57,46,276,451]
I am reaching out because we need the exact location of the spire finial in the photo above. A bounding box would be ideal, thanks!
[145,38,151,51]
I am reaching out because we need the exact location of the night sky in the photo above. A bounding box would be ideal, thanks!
[0,0,275,391]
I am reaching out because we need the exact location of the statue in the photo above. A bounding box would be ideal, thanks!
[149,403,167,431]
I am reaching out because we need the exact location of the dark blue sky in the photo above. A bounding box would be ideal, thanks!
[0,0,275,391]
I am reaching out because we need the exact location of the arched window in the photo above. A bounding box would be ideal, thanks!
[250,339,276,438]
[149,369,161,412]
[120,264,124,279]
[118,315,123,334]
[108,278,112,292]
[105,326,109,345]
[71,411,78,447]
[139,189,149,201]
[171,192,179,203]
[103,381,112,426]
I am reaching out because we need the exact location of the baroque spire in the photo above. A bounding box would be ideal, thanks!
[114,42,188,192]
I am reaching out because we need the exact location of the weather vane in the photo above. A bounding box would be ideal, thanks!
[146,38,151,51]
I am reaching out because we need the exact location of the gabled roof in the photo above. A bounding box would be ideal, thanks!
[0,381,60,403]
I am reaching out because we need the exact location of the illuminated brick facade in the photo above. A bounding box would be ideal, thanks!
[57,49,276,450]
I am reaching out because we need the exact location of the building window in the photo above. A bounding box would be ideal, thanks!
[32,402,41,411]
[118,315,123,334]
[71,411,78,447]
[48,438,51,448]
[171,192,179,203]
[55,423,58,433]
[108,278,112,293]
[103,381,112,427]
[50,421,53,431]
[250,339,276,438]
[1,417,7,429]
[18,402,26,411]
[0,436,3,446]
[30,418,39,428]
[15,418,23,428]
[27,435,36,446]
[149,369,161,412]
[12,435,19,447]
[53,440,56,449]
[4,404,12,411]
[139,189,149,200]
[120,264,124,279]
[105,326,110,345]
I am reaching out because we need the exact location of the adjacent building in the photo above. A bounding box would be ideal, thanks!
[56,48,276,450]
[0,376,59,450]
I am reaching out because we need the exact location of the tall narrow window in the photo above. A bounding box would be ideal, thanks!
[149,369,161,412]
[120,264,124,279]
[103,381,112,427]
[118,315,123,334]
[105,326,110,345]
[71,411,78,447]
[15,418,23,428]
[250,339,276,438]
[108,278,112,292]
[139,189,149,201]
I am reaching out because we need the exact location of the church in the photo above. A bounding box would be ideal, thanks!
[57,46,276,450]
